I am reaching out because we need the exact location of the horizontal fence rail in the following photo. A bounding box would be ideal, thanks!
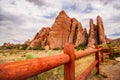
[0,43,118,80]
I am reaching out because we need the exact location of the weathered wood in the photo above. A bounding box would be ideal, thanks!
[64,43,75,80]
[0,54,70,80]
[95,46,100,74]
[75,48,98,59]
[100,50,104,62]
[108,47,112,58]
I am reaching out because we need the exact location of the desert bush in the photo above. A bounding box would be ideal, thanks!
[75,44,86,51]
[25,52,38,59]
[20,44,28,50]
[109,53,120,59]
[31,46,45,50]
[108,47,120,59]
[53,48,62,50]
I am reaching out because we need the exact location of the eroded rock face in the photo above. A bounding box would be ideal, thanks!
[29,27,50,48]
[97,16,107,44]
[87,19,98,47]
[67,18,88,47]
[75,23,86,46]
[48,10,71,49]
[68,18,78,43]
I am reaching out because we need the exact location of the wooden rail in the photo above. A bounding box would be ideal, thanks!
[0,43,114,80]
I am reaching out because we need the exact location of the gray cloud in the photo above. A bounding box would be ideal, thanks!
[27,0,46,7]
[0,10,25,26]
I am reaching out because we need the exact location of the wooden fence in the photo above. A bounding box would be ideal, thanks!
[0,43,114,80]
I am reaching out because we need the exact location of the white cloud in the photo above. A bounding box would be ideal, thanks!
[0,0,120,45]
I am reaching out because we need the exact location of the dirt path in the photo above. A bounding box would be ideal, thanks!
[87,59,120,80]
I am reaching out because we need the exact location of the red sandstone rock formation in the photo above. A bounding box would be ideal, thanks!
[68,18,78,43]
[28,10,107,49]
[87,19,98,47]
[68,18,87,46]
[48,10,71,49]
[97,16,107,44]
[29,27,50,48]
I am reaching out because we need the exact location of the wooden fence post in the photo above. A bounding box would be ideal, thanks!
[64,43,75,80]
[100,46,104,62]
[95,45,100,75]
[100,50,104,62]
[108,46,112,58]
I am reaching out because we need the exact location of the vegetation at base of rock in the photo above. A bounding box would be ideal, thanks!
[52,48,63,50]
[75,44,86,50]
[30,46,45,50]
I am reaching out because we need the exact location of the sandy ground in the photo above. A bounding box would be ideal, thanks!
[87,59,120,80]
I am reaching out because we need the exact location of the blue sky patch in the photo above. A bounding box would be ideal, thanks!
[62,3,77,11]
[109,32,120,36]
[83,4,93,13]
[43,13,56,19]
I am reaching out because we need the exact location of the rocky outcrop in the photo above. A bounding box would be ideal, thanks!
[87,16,107,47]
[97,16,107,44]
[48,10,71,49]
[28,10,108,49]
[68,18,87,47]
[87,19,98,47]
[29,27,50,48]
[68,18,78,43]
[75,23,87,46]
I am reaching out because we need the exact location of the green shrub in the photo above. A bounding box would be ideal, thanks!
[20,44,28,50]
[109,53,120,59]
[25,52,38,59]
[53,48,62,50]
[75,44,86,51]
[32,46,45,50]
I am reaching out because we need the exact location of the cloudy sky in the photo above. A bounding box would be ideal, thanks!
[0,0,120,45]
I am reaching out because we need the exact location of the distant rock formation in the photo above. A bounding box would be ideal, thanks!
[27,10,108,49]
[3,42,14,47]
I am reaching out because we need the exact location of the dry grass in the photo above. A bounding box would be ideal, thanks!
[0,49,95,80]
